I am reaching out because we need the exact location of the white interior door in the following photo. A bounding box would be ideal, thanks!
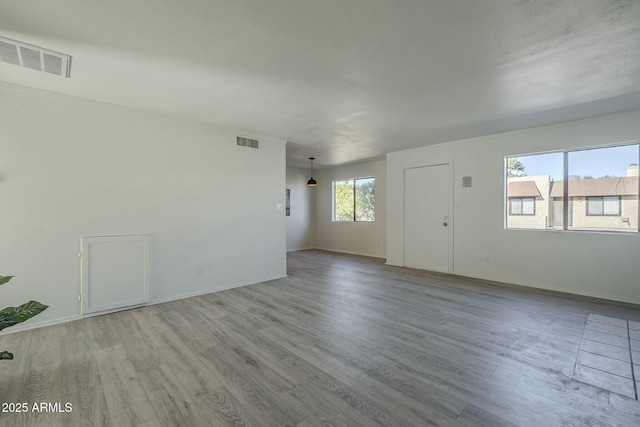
[80,234,151,315]
[404,164,452,273]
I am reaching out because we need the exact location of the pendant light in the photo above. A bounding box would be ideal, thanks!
[307,157,318,187]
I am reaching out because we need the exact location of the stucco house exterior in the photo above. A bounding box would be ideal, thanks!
[507,163,639,231]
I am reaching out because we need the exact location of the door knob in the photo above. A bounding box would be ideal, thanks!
[443,222,448,227]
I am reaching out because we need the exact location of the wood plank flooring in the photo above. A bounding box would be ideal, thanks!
[2,249,640,426]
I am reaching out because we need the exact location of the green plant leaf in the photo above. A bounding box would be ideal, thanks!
[0,276,15,286]
[0,300,48,332]
[0,351,13,360]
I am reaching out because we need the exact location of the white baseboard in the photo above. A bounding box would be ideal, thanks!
[150,274,287,305]
[408,266,640,307]
[313,247,386,260]
[287,246,315,252]
[0,274,287,336]
[504,278,640,306]
[383,259,640,306]
[0,314,82,336]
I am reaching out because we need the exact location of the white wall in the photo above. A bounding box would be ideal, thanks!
[315,160,386,258]
[387,110,640,304]
[286,166,315,251]
[0,84,287,332]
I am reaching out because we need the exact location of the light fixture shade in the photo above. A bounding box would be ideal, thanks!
[307,157,317,187]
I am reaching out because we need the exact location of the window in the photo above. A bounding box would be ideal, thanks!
[510,197,535,215]
[333,177,375,222]
[506,143,639,232]
[587,196,620,216]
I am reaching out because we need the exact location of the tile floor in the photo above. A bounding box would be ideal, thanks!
[573,314,639,399]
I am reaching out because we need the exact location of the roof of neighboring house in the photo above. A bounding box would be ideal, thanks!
[508,181,541,198]
[549,176,639,197]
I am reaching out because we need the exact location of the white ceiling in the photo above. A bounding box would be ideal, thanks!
[1,0,639,168]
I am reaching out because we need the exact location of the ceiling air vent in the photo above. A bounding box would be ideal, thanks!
[0,36,71,77]
[237,136,259,149]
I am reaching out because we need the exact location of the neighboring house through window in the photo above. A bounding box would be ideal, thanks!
[505,143,639,232]
[506,177,544,228]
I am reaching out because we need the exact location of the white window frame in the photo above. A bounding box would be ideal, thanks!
[332,177,375,222]
[587,196,621,216]
[510,197,535,216]
[505,142,639,233]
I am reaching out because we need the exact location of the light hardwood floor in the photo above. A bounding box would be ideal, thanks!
[2,249,640,426]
